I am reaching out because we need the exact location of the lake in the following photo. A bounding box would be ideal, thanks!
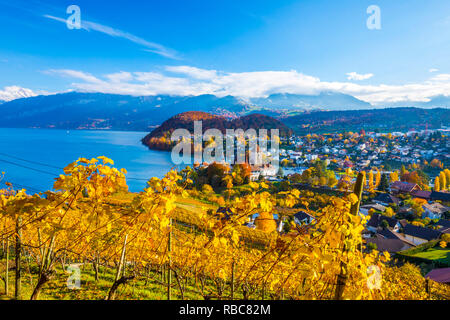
[0,128,182,193]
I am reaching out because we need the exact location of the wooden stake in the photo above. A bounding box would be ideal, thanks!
[231,260,235,300]
[5,237,9,296]
[167,219,172,300]
[334,172,365,300]
[107,234,128,300]
[15,217,22,300]
[115,235,128,283]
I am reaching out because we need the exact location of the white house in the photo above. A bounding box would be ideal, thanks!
[422,203,449,220]
[403,224,442,246]
[357,143,366,151]
[262,166,277,177]
[305,154,318,161]
[359,203,387,216]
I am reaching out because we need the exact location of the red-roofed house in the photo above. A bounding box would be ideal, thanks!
[390,181,421,194]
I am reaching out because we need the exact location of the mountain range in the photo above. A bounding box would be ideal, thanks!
[383,95,450,109]
[250,92,372,110]
[0,91,449,132]
[0,91,377,130]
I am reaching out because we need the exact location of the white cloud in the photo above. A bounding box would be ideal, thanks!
[165,66,218,80]
[45,66,450,105]
[43,15,179,59]
[429,68,439,73]
[105,72,134,83]
[430,73,450,82]
[346,72,374,81]
[0,86,37,102]
[45,69,102,83]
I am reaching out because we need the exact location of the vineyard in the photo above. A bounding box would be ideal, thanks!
[0,157,449,300]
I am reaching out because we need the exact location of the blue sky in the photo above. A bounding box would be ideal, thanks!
[1,0,450,104]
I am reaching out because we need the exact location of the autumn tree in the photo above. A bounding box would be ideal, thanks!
[375,169,381,189]
[429,159,444,169]
[207,162,230,190]
[223,175,233,189]
[445,169,450,186]
[405,198,425,219]
[434,177,440,192]
[232,163,251,186]
[400,165,408,177]
[337,175,352,192]
[390,171,399,183]
[327,175,338,188]
[289,173,302,184]
[384,207,395,218]
[202,184,214,194]
[401,170,430,190]
[439,171,447,191]
[367,171,375,193]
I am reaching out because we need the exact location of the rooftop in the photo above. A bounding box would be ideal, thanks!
[403,224,442,241]
[367,213,399,229]
[373,193,400,205]
[426,268,450,284]
[391,181,421,193]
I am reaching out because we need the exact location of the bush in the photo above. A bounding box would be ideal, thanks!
[202,184,214,194]
[380,220,389,229]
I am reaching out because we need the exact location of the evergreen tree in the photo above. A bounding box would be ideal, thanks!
[378,173,389,192]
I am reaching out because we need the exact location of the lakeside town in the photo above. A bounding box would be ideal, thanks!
[279,128,449,177]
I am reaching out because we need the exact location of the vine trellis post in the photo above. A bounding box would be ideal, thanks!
[334,172,364,300]
[167,218,173,300]
[15,217,22,300]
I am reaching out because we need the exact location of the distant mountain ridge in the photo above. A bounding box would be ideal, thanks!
[384,95,450,109]
[250,92,372,110]
[421,95,450,108]
[0,91,374,131]
[0,91,448,132]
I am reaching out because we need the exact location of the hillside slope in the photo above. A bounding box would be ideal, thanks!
[283,107,450,134]
[142,111,293,151]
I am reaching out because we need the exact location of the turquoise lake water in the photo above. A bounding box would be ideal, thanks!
[0,128,181,193]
